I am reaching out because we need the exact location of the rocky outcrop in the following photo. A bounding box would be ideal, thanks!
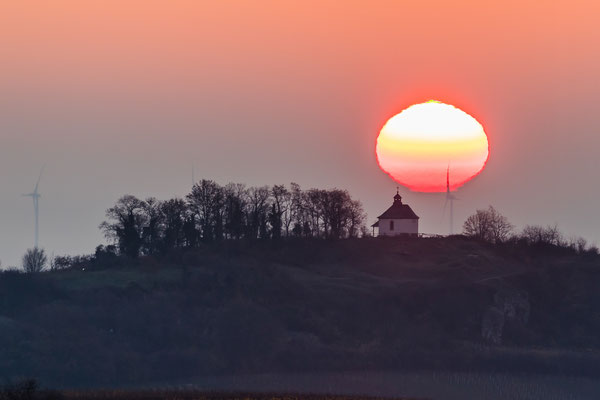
[482,306,505,344]
[482,288,530,344]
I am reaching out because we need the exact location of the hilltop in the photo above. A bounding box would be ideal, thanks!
[1,236,600,387]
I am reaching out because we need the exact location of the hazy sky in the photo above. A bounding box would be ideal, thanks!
[1,1,599,266]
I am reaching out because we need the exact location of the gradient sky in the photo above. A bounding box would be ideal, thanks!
[1,0,599,266]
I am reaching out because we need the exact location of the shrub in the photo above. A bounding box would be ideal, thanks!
[22,248,47,273]
[463,206,514,243]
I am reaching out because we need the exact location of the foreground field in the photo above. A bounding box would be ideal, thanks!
[61,371,600,400]
[63,391,421,400]
[185,372,600,400]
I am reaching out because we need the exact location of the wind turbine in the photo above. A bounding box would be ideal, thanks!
[443,165,458,235]
[23,167,44,248]
[192,162,196,187]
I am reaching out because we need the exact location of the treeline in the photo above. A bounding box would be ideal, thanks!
[462,206,599,254]
[99,180,367,258]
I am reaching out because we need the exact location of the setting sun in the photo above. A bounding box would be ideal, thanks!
[376,100,489,192]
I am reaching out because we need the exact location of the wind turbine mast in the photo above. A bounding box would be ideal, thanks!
[192,162,195,187]
[445,165,457,235]
[23,167,43,248]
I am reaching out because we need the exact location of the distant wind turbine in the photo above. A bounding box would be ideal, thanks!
[192,162,195,187]
[443,165,458,235]
[23,166,44,248]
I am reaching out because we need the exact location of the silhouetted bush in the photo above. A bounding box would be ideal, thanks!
[0,379,62,400]
[520,224,563,246]
[22,248,47,273]
[462,206,514,243]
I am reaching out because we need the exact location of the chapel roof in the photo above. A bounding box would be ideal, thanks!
[376,191,419,220]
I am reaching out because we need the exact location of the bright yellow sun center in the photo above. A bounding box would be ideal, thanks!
[376,100,489,192]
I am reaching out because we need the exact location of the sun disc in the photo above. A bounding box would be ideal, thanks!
[376,100,489,192]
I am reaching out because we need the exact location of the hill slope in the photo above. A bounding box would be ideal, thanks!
[1,237,600,386]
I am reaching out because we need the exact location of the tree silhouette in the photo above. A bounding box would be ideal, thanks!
[160,198,187,251]
[186,179,224,242]
[463,206,514,243]
[246,186,270,239]
[141,197,163,255]
[100,195,146,258]
[22,247,47,273]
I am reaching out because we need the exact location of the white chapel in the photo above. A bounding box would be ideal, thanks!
[371,190,419,237]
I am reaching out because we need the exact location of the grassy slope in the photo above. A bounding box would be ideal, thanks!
[1,237,600,387]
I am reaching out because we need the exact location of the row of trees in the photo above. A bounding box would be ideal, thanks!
[15,202,597,273]
[100,180,367,258]
[462,206,598,254]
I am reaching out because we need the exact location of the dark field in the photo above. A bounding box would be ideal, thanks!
[6,372,600,400]
[183,371,600,400]
[61,391,420,400]
[40,372,600,400]
[57,371,600,400]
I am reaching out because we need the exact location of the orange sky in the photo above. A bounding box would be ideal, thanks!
[0,1,599,264]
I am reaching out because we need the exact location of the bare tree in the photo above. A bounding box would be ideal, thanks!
[347,198,367,238]
[100,195,147,258]
[186,179,224,242]
[488,206,514,243]
[567,236,589,254]
[160,198,188,250]
[521,224,562,246]
[463,206,513,243]
[289,183,307,236]
[305,189,326,237]
[141,197,164,255]
[320,189,353,239]
[279,184,294,236]
[223,183,247,240]
[23,247,47,273]
[463,208,491,240]
[270,184,290,239]
[246,186,271,239]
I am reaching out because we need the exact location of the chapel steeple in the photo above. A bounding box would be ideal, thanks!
[393,187,402,204]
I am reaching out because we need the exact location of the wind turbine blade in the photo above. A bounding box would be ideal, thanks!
[446,164,450,193]
[442,198,448,219]
[34,165,45,193]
